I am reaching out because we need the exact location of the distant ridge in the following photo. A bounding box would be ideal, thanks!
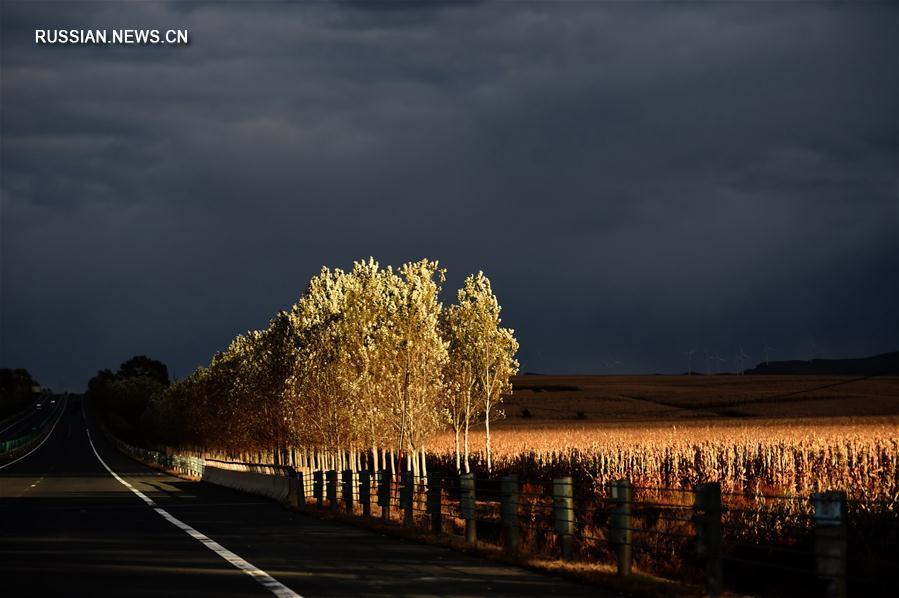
[743,351,899,376]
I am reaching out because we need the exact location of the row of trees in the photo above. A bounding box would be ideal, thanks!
[0,368,40,419]
[87,356,170,444]
[144,259,519,474]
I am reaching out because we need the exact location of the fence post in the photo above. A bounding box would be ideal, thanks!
[326,470,338,511]
[609,478,633,576]
[296,471,306,508]
[427,475,442,534]
[359,471,371,517]
[400,470,414,527]
[694,482,723,597]
[460,473,477,544]
[313,470,324,508]
[553,476,574,561]
[501,474,520,556]
[813,491,847,598]
[342,469,355,513]
[377,469,390,521]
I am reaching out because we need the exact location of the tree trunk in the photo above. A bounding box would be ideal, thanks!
[485,407,492,473]
[463,416,471,474]
[453,423,461,473]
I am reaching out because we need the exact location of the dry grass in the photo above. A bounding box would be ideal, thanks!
[292,503,704,597]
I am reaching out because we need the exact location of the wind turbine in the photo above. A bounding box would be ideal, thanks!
[739,345,751,375]
[686,348,696,375]
[704,350,712,375]
[717,353,727,375]
[762,344,776,367]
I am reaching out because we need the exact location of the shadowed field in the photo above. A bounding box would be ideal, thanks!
[498,374,899,425]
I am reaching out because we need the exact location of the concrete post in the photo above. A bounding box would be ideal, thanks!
[426,475,442,534]
[359,471,372,517]
[553,477,575,561]
[326,470,338,511]
[342,469,354,513]
[313,470,324,508]
[460,473,477,544]
[695,482,723,596]
[609,478,633,576]
[501,474,520,556]
[813,491,847,598]
[400,470,414,528]
[377,469,390,521]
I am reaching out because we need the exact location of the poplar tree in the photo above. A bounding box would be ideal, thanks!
[450,272,519,472]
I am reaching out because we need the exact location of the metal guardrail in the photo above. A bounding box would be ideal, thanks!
[104,430,205,478]
[0,409,58,458]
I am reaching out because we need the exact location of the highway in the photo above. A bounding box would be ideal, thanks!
[0,397,64,443]
[0,399,602,597]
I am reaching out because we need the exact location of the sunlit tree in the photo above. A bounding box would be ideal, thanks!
[450,272,519,472]
[144,258,518,478]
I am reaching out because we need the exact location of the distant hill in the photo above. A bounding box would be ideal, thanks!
[744,351,899,376]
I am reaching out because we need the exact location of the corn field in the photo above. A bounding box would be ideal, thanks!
[428,419,899,518]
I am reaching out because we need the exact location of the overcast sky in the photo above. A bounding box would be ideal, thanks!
[1,1,896,390]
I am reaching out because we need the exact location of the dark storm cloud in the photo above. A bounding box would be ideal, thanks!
[1,0,896,389]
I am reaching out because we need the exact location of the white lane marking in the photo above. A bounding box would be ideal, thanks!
[85,427,301,598]
[0,395,68,471]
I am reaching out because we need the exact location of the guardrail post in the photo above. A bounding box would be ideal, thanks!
[326,470,338,510]
[313,470,324,507]
[359,471,372,517]
[400,470,414,527]
[813,490,847,598]
[460,473,477,544]
[342,469,355,513]
[377,469,390,521]
[427,475,442,533]
[695,482,723,596]
[609,478,633,576]
[553,476,574,561]
[501,474,520,556]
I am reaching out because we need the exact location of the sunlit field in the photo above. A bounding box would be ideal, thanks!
[428,377,898,590]
[431,416,899,502]
[432,374,899,502]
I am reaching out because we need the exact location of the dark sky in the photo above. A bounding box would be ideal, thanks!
[1,1,897,390]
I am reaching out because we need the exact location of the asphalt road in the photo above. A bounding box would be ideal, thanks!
[0,400,604,597]
[0,397,64,443]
